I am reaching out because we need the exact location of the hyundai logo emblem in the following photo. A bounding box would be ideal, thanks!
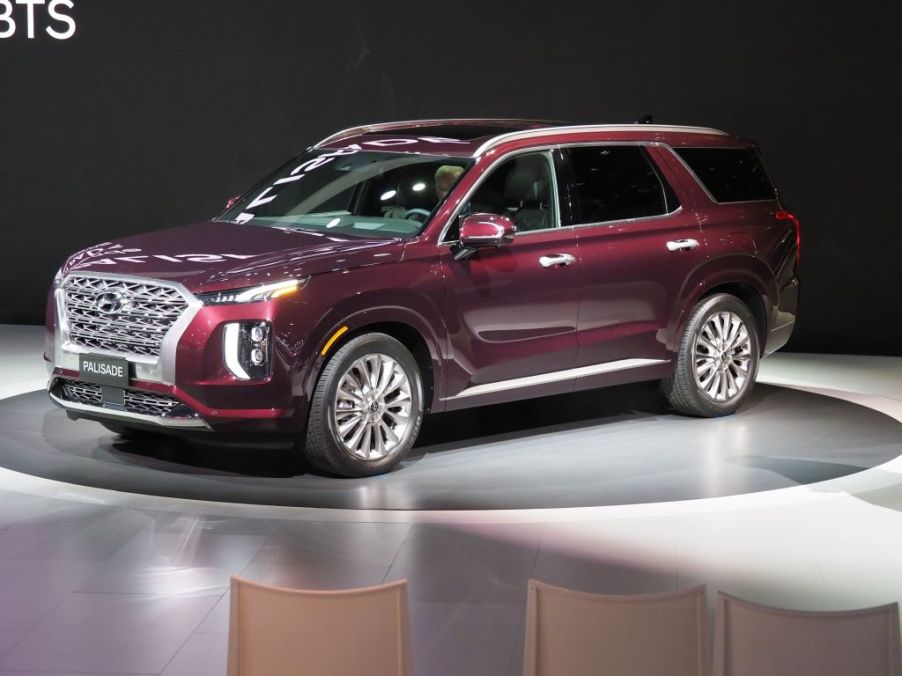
[95,291,124,315]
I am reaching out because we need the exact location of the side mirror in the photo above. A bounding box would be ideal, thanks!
[455,213,516,260]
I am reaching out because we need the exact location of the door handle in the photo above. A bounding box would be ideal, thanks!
[539,253,576,268]
[666,238,700,252]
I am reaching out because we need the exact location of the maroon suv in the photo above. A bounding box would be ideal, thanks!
[45,119,800,477]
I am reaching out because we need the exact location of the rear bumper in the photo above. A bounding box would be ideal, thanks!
[764,276,799,355]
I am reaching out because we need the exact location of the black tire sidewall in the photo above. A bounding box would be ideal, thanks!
[308,334,423,477]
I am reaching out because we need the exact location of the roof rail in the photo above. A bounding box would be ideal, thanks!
[312,118,561,148]
[471,124,728,157]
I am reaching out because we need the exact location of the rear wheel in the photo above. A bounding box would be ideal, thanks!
[661,293,760,417]
[304,333,424,477]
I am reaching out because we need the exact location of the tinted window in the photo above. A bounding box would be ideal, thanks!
[563,146,679,225]
[219,149,471,239]
[675,147,775,202]
[445,151,557,240]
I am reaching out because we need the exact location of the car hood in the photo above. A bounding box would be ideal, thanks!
[61,221,406,293]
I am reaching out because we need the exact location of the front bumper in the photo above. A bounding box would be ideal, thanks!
[47,272,306,434]
[48,377,211,430]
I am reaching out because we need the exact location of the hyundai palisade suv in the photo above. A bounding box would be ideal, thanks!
[45,119,800,477]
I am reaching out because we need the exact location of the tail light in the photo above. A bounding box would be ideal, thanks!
[776,210,801,269]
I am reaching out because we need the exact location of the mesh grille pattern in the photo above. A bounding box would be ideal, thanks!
[61,380,103,407]
[59,380,195,419]
[62,275,189,357]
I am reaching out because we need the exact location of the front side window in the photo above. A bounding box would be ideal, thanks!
[562,145,679,226]
[447,151,558,240]
[219,149,471,239]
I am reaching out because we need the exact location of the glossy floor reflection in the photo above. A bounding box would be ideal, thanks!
[2,382,899,509]
[2,325,902,675]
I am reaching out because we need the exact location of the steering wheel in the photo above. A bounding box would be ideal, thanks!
[403,208,432,223]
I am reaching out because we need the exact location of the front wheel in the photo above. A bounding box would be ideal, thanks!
[303,333,424,477]
[661,293,760,417]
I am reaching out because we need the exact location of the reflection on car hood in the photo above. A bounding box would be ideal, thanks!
[61,221,406,293]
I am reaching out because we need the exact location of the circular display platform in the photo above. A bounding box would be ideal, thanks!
[1,383,899,511]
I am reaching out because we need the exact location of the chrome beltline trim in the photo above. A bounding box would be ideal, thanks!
[48,390,212,430]
[444,358,669,401]
[54,272,203,385]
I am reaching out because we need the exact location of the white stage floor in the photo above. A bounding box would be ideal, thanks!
[1,325,901,675]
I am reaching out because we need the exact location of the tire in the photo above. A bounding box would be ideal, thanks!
[303,333,424,477]
[661,293,760,417]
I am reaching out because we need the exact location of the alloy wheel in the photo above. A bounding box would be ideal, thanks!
[693,311,752,402]
[332,353,413,461]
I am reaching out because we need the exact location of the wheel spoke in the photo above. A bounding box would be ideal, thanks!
[380,420,400,447]
[338,414,363,435]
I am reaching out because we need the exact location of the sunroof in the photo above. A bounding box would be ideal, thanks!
[362,121,563,141]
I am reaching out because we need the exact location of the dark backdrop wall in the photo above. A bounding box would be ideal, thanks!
[1,0,900,354]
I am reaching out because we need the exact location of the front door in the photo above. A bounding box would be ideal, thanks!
[439,150,581,405]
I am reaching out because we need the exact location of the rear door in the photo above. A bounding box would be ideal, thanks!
[560,144,707,369]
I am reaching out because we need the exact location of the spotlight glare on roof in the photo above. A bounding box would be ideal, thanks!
[380,190,397,201]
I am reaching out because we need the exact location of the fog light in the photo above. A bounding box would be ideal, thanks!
[223,321,272,380]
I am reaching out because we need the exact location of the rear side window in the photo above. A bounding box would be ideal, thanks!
[562,146,679,226]
[675,147,775,203]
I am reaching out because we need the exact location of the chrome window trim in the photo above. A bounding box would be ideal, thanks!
[472,124,728,158]
[48,389,212,430]
[54,272,203,385]
[443,358,669,401]
[667,146,779,206]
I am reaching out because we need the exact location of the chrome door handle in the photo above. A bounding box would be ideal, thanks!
[539,253,576,268]
[666,238,700,252]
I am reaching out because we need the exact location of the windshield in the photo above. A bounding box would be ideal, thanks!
[218,147,472,238]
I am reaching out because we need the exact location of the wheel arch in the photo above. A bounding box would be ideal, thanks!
[307,306,447,414]
[671,256,777,356]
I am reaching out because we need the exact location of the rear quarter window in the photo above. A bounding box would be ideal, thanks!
[675,147,776,203]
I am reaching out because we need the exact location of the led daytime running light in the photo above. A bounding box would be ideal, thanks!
[199,278,307,305]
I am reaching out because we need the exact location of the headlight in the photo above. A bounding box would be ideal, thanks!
[224,321,272,380]
[197,278,307,305]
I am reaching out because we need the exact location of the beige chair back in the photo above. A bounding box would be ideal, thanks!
[713,593,902,676]
[227,576,411,676]
[524,580,709,676]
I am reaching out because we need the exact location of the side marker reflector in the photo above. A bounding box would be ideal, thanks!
[321,326,349,356]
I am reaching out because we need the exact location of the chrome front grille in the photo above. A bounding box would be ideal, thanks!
[58,380,197,419]
[62,275,190,358]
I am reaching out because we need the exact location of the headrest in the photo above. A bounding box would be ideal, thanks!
[504,155,548,203]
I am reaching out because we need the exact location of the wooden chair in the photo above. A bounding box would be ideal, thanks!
[227,576,411,676]
[524,579,709,676]
[713,592,901,676]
